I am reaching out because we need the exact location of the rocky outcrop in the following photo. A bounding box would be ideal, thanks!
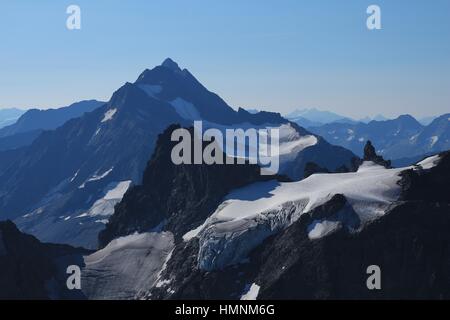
[363,140,391,168]
[303,162,330,178]
[0,220,89,299]
[398,151,449,202]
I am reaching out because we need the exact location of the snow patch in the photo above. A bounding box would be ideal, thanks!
[170,98,201,120]
[183,223,204,242]
[138,84,163,98]
[241,283,260,300]
[22,207,44,218]
[101,108,117,123]
[410,134,419,142]
[70,170,80,182]
[307,220,341,239]
[416,154,441,170]
[77,181,131,218]
[430,136,439,147]
[155,279,171,288]
[79,167,114,189]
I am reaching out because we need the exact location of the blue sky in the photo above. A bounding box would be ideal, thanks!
[0,0,449,118]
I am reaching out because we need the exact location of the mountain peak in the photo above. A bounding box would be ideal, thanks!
[395,114,422,127]
[161,58,181,72]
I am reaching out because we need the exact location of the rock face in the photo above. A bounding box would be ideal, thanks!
[303,161,330,178]
[0,220,89,299]
[363,140,391,168]
[399,151,450,202]
[99,124,287,247]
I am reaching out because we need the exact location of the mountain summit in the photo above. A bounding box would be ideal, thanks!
[161,57,182,72]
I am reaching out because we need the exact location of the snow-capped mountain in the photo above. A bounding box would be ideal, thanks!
[0,108,25,129]
[79,126,450,299]
[3,82,185,249]
[0,59,355,249]
[0,100,104,151]
[308,114,450,160]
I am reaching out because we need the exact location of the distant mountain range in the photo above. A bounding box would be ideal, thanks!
[359,114,389,123]
[0,100,104,151]
[0,108,25,129]
[285,108,356,125]
[308,114,450,160]
[0,58,355,249]
[286,108,440,127]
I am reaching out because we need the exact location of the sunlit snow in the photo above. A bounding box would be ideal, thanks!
[241,283,260,300]
[101,108,117,123]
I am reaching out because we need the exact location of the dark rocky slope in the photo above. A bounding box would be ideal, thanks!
[0,220,89,299]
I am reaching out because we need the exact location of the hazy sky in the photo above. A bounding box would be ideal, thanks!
[0,0,449,118]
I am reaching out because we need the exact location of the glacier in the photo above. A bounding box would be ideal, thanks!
[81,231,174,299]
[186,160,418,271]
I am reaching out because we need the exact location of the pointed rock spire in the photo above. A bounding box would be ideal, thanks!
[363,140,391,168]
